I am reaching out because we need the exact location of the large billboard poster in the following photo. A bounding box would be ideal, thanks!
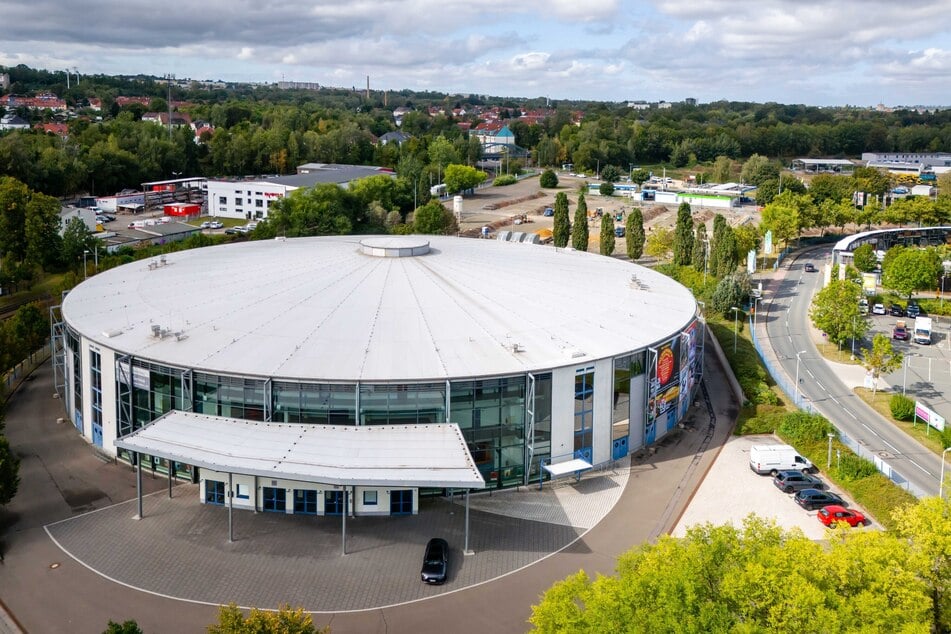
[679,321,701,419]
[646,335,681,443]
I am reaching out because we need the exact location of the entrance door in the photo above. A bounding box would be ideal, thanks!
[262,487,286,512]
[324,490,344,515]
[390,489,413,515]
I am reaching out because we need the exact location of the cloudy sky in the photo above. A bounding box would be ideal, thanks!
[2,0,951,107]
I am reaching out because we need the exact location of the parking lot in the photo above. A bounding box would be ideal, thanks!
[672,435,874,540]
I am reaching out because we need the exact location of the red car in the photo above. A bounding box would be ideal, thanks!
[817,505,866,527]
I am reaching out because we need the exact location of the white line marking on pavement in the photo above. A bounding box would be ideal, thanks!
[861,423,880,437]
[883,440,900,454]
[845,410,858,420]
[907,459,933,477]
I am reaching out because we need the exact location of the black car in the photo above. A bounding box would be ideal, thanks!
[907,303,921,318]
[614,226,625,238]
[420,538,449,584]
[794,488,845,510]
[773,470,824,493]
[803,262,816,272]
[889,303,904,317]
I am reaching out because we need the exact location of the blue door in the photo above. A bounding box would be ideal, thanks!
[293,490,318,514]
[612,436,629,460]
[92,423,103,448]
[325,491,344,515]
[262,487,286,512]
[205,480,225,505]
[390,489,413,515]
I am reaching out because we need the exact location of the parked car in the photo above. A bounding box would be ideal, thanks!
[893,320,909,341]
[614,226,625,238]
[889,303,904,317]
[907,302,921,318]
[543,207,554,217]
[803,262,816,272]
[871,303,886,315]
[773,470,824,493]
[420,537,449,584]
[794,488,845,510]
[209,221,224,229]
[199,221,212,229]
[817,505,866,527]
[858,299,869,315]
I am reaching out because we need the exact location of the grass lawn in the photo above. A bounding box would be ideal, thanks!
[853,387,949,456]
[814,339,863,365]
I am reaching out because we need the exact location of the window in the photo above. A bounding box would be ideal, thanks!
[574,369,595,457]
[363,490,378,505]
[205,480,225,505]
[235,198,243,206]
[235,483,249,499]
[255,199,263,208]
[218,196,226,205]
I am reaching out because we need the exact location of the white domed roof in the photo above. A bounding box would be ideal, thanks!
[63,235,697,381]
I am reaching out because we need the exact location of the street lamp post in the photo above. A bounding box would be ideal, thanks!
[940,446,951,499]
[731,307,740,353]
[703,238,710,285]
[752,296,762,342]
[851,316,856,359]
[795,349,807,406]
[83,249,90,280]
[827,432,835,469]
[941,275,947,308]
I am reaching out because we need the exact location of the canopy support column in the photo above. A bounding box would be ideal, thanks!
[168,461,173,499]
[464,489,474,556]
[341,489,348,556]
[228,472,234,543]
[134,452,143,520]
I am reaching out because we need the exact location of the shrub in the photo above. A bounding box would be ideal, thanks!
[493,174,517,186]
[889,394,915,421]
[539,170,558,188]
[777,411,834,443]
[833,453,878,481]
[735,408,786,435]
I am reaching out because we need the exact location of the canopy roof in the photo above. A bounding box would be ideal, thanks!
[115,412,485,489]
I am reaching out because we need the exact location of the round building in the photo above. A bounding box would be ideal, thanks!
[55,235,702,517]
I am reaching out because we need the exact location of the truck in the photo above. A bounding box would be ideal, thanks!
[749,444,815,476]
[914,316,932,345]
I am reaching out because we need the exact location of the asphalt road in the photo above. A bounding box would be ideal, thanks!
[761,247,943,497]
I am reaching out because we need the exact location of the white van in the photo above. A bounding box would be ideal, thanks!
[749,443,815,476]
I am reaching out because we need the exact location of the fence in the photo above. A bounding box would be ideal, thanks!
[750,317,928,498]
[2,343,51,400]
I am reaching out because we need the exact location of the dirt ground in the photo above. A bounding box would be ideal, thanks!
[453,174,759,255]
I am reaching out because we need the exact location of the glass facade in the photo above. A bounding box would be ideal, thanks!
[90,349,103,446]
[68,316,703,493]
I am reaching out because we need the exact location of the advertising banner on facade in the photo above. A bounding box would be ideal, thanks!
[647,335,681,443]
[679,321,701,419]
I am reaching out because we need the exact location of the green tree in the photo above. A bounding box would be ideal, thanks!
[208,603,324,634]
[443,164,486,194]
[644,227,674,261]
[760,194,802,249]
[571,193,589,251]
[599,165,620,184]
[599,214,615,256]
[732,224,760,266]
[257,183,361,237]
[808,173,855,205]
[861,333,903,394]
[710,216,738,278]
[853,166,891,198]
[0,435,19,506]
[711,272,750,317]
[553,192,571,248]
[539,169,558,188]
[599,181,615,196]
[61,217,98,273]
[672,202,694,266]
[0,176,33,262]
[691,223,708,272]
[24,191,64,269]
[530,516,933,633]
[891,497,951,632]
[412,200,458,235]
[626,208,645,260]
[852,243,878,272]
[810,279,865,349]
[882,248,941,299]
[630,168,650,185]
[740,153,779,186]
[711,155,733,183]
[427,136,458,185]
[103,620,143,634]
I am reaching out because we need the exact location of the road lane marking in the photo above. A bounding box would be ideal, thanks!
[845,410,858,419]
[907,459,933,477]
[882,440,900,453]
[861,423,880,437]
